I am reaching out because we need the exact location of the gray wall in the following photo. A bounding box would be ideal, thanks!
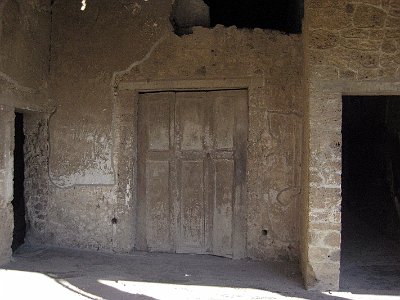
[0,0,51,265]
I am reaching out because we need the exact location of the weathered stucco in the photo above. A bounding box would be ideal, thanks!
[302,0,400,290]
[42,0,305,260]
[0,0,51,265]
[0,0,51,109]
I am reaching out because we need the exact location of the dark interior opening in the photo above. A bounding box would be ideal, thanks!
[171,0,303,36]
[12,112,26,252]
[341,96,400,290]
[204,0,303,33]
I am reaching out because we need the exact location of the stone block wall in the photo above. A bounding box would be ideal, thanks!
[24,113,51,245]
[308,0,400,81]
[302,0,400,290]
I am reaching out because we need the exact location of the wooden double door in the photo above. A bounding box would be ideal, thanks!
[136,90,247,258]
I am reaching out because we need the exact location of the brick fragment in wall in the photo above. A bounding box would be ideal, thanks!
[309,6,352,30]
[339,69,357,79]
[386,16,400,27]
[389,8,400,18]
[353,5,387,28]
[341,28,370,39]
[367,29,384,40]
[340,39,381,51]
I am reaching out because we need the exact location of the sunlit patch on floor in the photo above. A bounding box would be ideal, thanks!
[98,279,305,300]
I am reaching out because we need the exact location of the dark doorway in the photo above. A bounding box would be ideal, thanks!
[12,112,26,252]
[341,96,400,291]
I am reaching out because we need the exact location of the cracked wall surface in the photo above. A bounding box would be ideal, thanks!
[303,0,400,291]
[45,0,173,251]
[44,0,305,260]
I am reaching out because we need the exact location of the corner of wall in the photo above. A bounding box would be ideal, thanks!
[0,105,15,266]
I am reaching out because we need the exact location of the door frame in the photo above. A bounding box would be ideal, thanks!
[303,79,400,289]
[115,78,263,258]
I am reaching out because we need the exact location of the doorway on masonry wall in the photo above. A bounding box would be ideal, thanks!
[341,96,400,291]
[136,89,248,259]
[11,112,26,252]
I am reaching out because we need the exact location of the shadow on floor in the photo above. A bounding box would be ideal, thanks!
[0,245,353,300]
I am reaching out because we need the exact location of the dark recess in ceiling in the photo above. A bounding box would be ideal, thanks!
[204,0,303,33]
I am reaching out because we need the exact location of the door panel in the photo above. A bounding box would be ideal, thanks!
[137,92,175,252]
[179,160,205,252]
[147,99,170,151]
[178,95,205,151]
[232,89,248,259]
[213,159,234,257]
[214,95,235,150]
[145,160,171,251]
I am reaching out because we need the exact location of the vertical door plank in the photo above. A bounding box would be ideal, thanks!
[148,100,170,151]
[209,89,248,259]
[213,159,234,257]
[179,96,205,151]
[214,95,235,150]
[179,160,205,252]
[176,92,207,253]
[210,90,236,258]
[137,92,174,252]
[145,161,171,251]
[233,89,248,259]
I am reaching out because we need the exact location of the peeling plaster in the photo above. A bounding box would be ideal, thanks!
[48,33,170,189]
[111,33,169,89]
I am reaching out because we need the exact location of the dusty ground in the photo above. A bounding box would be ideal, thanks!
[1,231,399,300]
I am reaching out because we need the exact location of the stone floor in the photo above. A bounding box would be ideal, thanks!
[1,211,400,300]
[0,246,307,300]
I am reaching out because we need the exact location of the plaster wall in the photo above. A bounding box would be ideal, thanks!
[0,0,51,109]
[0,0,51,265]
[43,0,305,260]
[303,0,400,290]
